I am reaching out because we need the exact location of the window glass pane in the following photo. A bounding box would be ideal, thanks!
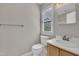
[43,8,53,22]
[44,21,51,31]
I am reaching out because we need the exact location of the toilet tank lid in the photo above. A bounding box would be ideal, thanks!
[32,44,43,49]
[40,35,49,38]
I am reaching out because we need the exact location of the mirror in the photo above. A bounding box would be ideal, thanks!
[58,11,76,24]
[56,3,76,24]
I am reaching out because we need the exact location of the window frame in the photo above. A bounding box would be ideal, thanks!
[41,6,54,35]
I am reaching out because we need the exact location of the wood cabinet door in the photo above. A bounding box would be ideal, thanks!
[47,44,59,56]
[60,49,74,56]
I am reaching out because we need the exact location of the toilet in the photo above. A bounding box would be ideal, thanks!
[32,35,49,56]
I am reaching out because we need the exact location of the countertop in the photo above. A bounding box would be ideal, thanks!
[47,38,79,55]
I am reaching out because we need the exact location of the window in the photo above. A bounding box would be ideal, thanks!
[41,7,54,35]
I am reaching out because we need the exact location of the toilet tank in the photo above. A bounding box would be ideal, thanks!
[40,36,49,46]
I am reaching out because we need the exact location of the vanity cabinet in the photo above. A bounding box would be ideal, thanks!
[60,49,74,56]
[47,44,76,56]
[47,44,59,56]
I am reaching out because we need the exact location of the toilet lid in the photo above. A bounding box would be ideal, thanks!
[32,44,43,49]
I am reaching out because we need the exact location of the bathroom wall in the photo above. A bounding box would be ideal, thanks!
[54,4,79,38]
[0,3,40,55]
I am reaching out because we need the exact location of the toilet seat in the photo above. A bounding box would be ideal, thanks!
[32,44,43,49]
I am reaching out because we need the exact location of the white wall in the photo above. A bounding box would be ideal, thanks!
[0,3,40,56]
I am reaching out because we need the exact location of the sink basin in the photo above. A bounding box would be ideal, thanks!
[56,40,78,48]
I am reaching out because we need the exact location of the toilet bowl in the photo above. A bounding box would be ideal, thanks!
[32,35,49,56]
[32,44,43,56]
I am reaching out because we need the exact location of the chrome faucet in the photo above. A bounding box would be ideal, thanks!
[62,35,69,41]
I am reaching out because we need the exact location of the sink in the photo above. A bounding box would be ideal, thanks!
[56,40,78,48]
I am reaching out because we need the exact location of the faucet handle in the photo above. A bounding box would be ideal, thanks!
[63,35,66,40]
[66,37,70,41]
